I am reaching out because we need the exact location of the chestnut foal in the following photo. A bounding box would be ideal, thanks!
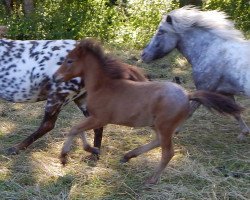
[54,39,242,184]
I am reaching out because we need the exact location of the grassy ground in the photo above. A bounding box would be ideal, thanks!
[0,49,249,200]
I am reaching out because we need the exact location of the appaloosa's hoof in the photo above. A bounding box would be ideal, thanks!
[60,153,68,166]
[120,157,129,163]
[6,147,20,155]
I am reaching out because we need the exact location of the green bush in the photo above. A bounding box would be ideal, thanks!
[0,0,177,48]
[0,0,248,48]
[203,0,249,33]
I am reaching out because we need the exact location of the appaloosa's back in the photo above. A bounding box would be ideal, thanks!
[0,39,77,102]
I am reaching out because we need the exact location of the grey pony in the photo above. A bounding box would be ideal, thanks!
[141,6,250,139]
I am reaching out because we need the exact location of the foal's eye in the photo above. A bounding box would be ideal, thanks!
[66,59,74,65]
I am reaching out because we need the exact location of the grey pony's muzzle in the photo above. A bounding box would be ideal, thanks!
[141,51,151,63]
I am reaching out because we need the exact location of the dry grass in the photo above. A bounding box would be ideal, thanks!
[0,49,249,200]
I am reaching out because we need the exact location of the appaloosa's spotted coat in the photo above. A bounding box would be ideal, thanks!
[0,39,76,102]
[0,38,103,155]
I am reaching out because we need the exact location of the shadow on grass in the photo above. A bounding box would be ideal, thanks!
[0,101,77,199]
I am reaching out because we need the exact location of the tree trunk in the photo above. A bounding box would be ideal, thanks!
[3,0,14,14]
[23,0,34,15]
[180,0,203,7]
[0,26,8,38]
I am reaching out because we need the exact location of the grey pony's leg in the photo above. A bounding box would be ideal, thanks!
[73,94,103,157]
[224,95,249,140]
[175,101,201,133]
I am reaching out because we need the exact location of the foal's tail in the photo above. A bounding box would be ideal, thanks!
[188,91,243,115]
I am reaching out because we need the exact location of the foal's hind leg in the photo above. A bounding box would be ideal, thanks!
[146,127,175,184]
[226,95,249,140]
[120,138,160,163]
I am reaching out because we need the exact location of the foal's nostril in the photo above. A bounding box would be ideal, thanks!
[52,74,62,83]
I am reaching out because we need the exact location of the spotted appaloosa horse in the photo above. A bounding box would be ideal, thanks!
[0,38,104,155]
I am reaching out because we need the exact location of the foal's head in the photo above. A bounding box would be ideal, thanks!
[54,38,104,82]
[54,38,148,83]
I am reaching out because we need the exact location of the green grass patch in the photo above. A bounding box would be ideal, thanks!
[0,48,249,199]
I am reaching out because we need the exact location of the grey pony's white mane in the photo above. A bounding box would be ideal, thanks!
[169,6,245,41]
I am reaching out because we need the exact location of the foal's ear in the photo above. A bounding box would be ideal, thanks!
[77,45,86,57]
[166,15,172,24]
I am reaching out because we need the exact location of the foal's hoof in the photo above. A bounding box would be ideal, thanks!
[144,176,159,185]
[174,127,182,135]
[6,147,20,155]
[91,147,100,155]
[84,153,99,163]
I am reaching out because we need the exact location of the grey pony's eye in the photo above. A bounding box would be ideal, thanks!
[166,15,172,24]
[157,29,167,36]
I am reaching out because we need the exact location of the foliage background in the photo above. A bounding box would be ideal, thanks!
[0,0,249,48]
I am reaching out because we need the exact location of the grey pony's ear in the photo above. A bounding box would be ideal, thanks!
[166,15,172,24]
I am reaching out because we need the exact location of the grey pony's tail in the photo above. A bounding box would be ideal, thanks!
[188,91,243,115]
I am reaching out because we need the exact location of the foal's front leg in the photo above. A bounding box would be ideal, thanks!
[60,116,105,165]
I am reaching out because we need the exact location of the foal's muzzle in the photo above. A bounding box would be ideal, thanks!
[52,73,64,83]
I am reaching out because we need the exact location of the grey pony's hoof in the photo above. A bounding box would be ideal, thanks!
[6,147,20,155]
[237,133,248,141]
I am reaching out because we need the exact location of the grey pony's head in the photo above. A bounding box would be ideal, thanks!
[141,14,179,63]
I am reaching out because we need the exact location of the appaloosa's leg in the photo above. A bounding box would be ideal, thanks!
[6,108,60,155]
[74,96,103,150]
[225,95,249,140]
[60,116,105,165]
[120,139,160,163]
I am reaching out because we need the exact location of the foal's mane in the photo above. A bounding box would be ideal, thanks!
[169,6,245,41]
[77,39,147,81]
